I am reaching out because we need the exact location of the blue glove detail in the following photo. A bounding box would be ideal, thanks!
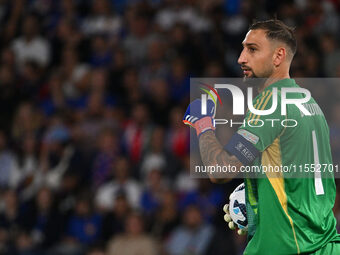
[183,99,215,126]
[183,99,216,136]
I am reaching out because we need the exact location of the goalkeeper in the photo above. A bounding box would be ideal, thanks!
[183,19,340,254]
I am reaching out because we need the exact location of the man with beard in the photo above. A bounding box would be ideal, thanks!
[183,19,340,254]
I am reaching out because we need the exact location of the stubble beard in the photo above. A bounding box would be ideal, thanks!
[243,66,274,88]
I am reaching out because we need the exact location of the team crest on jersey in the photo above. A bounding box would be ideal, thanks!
[238,129,259,145]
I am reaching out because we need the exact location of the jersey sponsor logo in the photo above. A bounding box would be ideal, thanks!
[238,129,259,145]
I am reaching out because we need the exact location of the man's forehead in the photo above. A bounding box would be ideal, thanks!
[242,29,268,46]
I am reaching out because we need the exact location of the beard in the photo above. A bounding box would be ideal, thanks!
[241,65,257,81]
[242,64,274,87]
[243,71,257,81]
[242,68,258,87]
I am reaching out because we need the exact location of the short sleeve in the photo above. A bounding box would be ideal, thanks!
[224,89,284,165]
[240,89,284,152]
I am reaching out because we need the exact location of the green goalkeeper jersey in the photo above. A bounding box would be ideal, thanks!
[231,78,340,254]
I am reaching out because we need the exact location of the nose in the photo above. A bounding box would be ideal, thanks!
[238,49,247,65]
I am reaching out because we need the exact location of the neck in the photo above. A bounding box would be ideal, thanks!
[258,70,290,93]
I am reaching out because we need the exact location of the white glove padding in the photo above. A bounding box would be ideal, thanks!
[223,204,247,235]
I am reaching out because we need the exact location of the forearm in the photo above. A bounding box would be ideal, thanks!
[199,130,242,182]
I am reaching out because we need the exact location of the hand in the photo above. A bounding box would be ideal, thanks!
[183,98,216,136]
[223,204,247,235]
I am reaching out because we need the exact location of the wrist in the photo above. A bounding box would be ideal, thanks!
[194,116,215,136]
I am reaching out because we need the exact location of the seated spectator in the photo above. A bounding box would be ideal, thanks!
[166,107,190,160]
[59,47,90,102]
[179,179,224,223]
[100,192,131,242]
[11,102,42,142]
[140,164,169,215]
[141,127,166,167]
[146,78,172,126]
[12,134,39,201]
[168,57,190,104]
[175,155,198,196]
[86,243,106,255]
[91,129,119,190]
[165,204,214,255]
[122,102,154,164]
[12,230,38,255]
[18,60,44,101]
[39,72,67,117]
[21,187,64,249]
[0,131,19,189]
[11,14,50,70]
[0,62,18,132]
[50,16,83,66]
[139,38,169,93]
[81,0,122,36]
[107,212,159,255]
[0,190,25,253]
[66,194,102,245]
[36,117,74,190]
[114,67,144,111]
[89,35,112,68]
[123,10,155,65]
[149,189,180,241]
[50,193,102,255]
[141,126,178,179]
[95,156,141,211]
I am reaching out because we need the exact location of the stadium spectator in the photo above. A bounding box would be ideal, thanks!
[58,194,102,255]
[95,156,141,211]
[165,204,214,255]
[11,14,50,69]
[179,179,224,223]
[149,189,180,241]
[21,187,64,249]
[100,191,131,242]
[107,211,159,255]
[0,132,18,189]
[90,128,119,190]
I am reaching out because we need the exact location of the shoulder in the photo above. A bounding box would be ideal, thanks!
[251,89,277,110]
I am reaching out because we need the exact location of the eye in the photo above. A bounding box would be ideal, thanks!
[248,48,256,53]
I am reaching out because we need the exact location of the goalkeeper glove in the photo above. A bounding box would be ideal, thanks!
[223,203,247,235]
[183,98,216,137]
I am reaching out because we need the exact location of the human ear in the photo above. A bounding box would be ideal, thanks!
[273,47,286,67]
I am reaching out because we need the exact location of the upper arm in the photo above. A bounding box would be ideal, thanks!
[224,90,284,165]
[241,90,284,152]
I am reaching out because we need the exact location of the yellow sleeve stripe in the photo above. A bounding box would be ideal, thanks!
[245,178,257,207]
[254,91,273,125]
[263,137,301,254]
[247,90,268,122]
[247,98,259,122]
[247,90,271,123]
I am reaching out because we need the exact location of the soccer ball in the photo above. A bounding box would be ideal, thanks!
[229,183,248,229]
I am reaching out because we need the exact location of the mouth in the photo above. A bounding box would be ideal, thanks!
[241,66,252,76]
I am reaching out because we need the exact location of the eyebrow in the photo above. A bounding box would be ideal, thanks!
[242,43,259,47]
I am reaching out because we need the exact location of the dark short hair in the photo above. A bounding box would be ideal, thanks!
[249,19,297,57]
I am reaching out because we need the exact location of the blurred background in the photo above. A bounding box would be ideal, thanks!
[0,0,340,254]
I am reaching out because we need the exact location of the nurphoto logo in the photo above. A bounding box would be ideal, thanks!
[200,83,313,128]
[201,83,312,116]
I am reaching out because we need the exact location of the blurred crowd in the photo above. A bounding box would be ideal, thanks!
[0,0,340,254]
